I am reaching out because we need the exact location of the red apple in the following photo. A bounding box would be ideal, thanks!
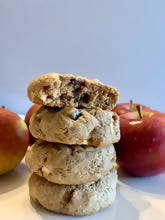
[0,107,30,175]
[113,100,152,115]
[25,104,41,145]
[25,104,41,127]
[115,107,165,176]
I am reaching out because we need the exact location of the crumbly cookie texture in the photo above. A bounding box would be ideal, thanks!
[27,73,119,110]
[29,168,117,216]
[25,140,116,185]
[29,106,120,146]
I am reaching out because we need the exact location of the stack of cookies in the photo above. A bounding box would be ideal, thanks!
[25,73,120,216]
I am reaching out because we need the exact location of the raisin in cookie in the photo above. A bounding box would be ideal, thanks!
[29,106,120,146]
[25,139,116,185]
[27,73,119,110]
[29,167,117,216]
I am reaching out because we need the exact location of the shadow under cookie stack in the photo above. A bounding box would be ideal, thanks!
[25,73,120,216]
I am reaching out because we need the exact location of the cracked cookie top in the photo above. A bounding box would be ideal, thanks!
[25,139,116,185]
[29,106,120,146]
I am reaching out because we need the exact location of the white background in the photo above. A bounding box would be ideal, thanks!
[0,0,165,114]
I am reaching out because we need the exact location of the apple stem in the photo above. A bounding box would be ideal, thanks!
[1,105,5,108]
[136,105,143,118]
[130,99,133,110]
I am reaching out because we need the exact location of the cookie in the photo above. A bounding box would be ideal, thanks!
[29,168,117,216]
[25,140,116,185]
[29,106,120,146]
[27,73,119,110]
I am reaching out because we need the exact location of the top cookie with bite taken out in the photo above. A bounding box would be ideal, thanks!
[27,73,119,110]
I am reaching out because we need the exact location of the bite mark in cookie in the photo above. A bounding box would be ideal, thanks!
[27,73,119,110]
